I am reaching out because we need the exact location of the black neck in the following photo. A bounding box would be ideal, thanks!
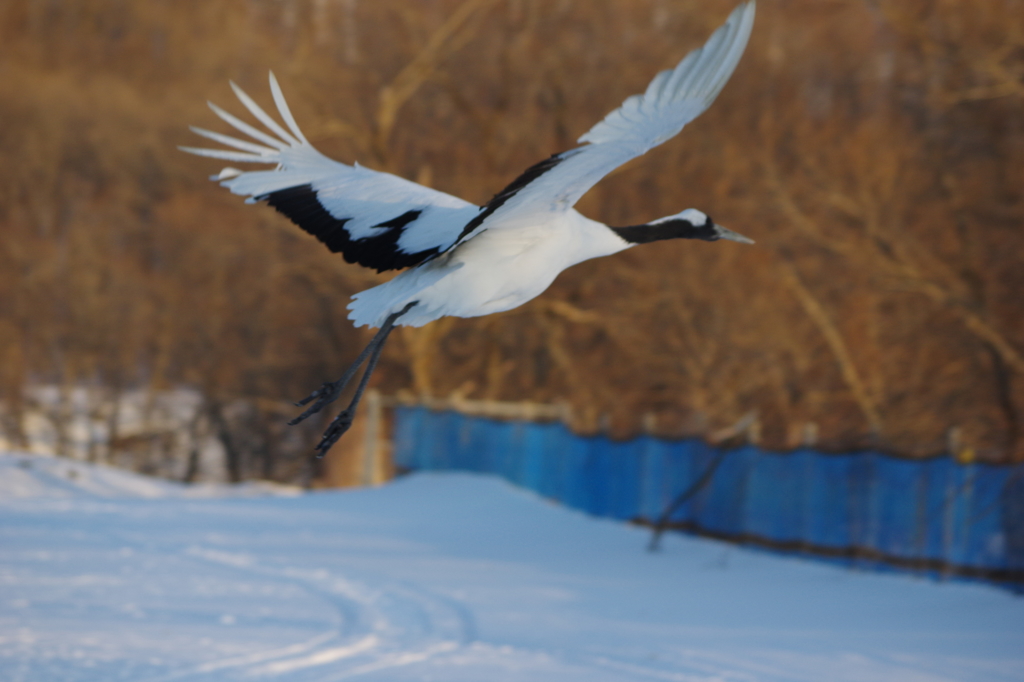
[611,215,717,244]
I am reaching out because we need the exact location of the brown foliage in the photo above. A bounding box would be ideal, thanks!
[0,0,1022,469]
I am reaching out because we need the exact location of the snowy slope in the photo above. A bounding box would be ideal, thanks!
[1,452,1022,682]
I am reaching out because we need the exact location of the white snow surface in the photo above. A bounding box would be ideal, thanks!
[1,451,1022,682]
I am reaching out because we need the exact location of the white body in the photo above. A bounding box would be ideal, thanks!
[181,2,756,329]
[349,211,628,327]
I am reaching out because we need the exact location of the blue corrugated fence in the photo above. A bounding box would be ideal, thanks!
[393,407,1024,584]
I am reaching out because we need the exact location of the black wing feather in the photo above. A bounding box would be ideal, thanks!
[261,184,439,272]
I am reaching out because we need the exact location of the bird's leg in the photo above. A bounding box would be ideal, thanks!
[310,322,394,456]
[289,324,391,424]
[289,302,415,456]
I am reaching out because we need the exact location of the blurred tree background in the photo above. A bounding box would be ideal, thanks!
[0,0,1021,478]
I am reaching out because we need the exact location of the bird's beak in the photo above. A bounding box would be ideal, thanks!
[712,224,755,244]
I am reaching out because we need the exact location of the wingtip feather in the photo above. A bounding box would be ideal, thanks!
[207,100,289,151]
[179,146,274,164]
[268,71,309,146]
[188,125,278,156]
[230,79,302,147]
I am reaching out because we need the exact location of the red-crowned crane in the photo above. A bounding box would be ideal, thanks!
[182,1,756,455]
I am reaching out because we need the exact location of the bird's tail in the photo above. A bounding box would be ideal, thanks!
[347,264,458,329]
[179,72,347,200]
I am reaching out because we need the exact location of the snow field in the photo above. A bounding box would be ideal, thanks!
[1,452,1022,681]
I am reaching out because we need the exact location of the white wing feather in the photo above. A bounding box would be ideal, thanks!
[180,73,478,259]
[457,1,755,242]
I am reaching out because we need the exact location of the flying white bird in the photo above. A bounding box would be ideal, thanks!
[182,1,756,455]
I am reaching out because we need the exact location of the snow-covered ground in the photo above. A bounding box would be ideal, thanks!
[1,452,1022,682]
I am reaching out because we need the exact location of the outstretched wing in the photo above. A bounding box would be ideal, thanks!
[181,73,479,272]
[452,1,755,247]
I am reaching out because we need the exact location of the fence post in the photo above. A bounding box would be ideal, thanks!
[362,389,382,486]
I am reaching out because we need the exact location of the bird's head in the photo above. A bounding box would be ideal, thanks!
[611,208,754,245]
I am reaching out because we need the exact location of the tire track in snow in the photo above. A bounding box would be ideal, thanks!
[162,546,475,680]
[145,631,340,682]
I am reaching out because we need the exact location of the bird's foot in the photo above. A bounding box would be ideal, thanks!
[289,381,342,425]
[313,409,355,457]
